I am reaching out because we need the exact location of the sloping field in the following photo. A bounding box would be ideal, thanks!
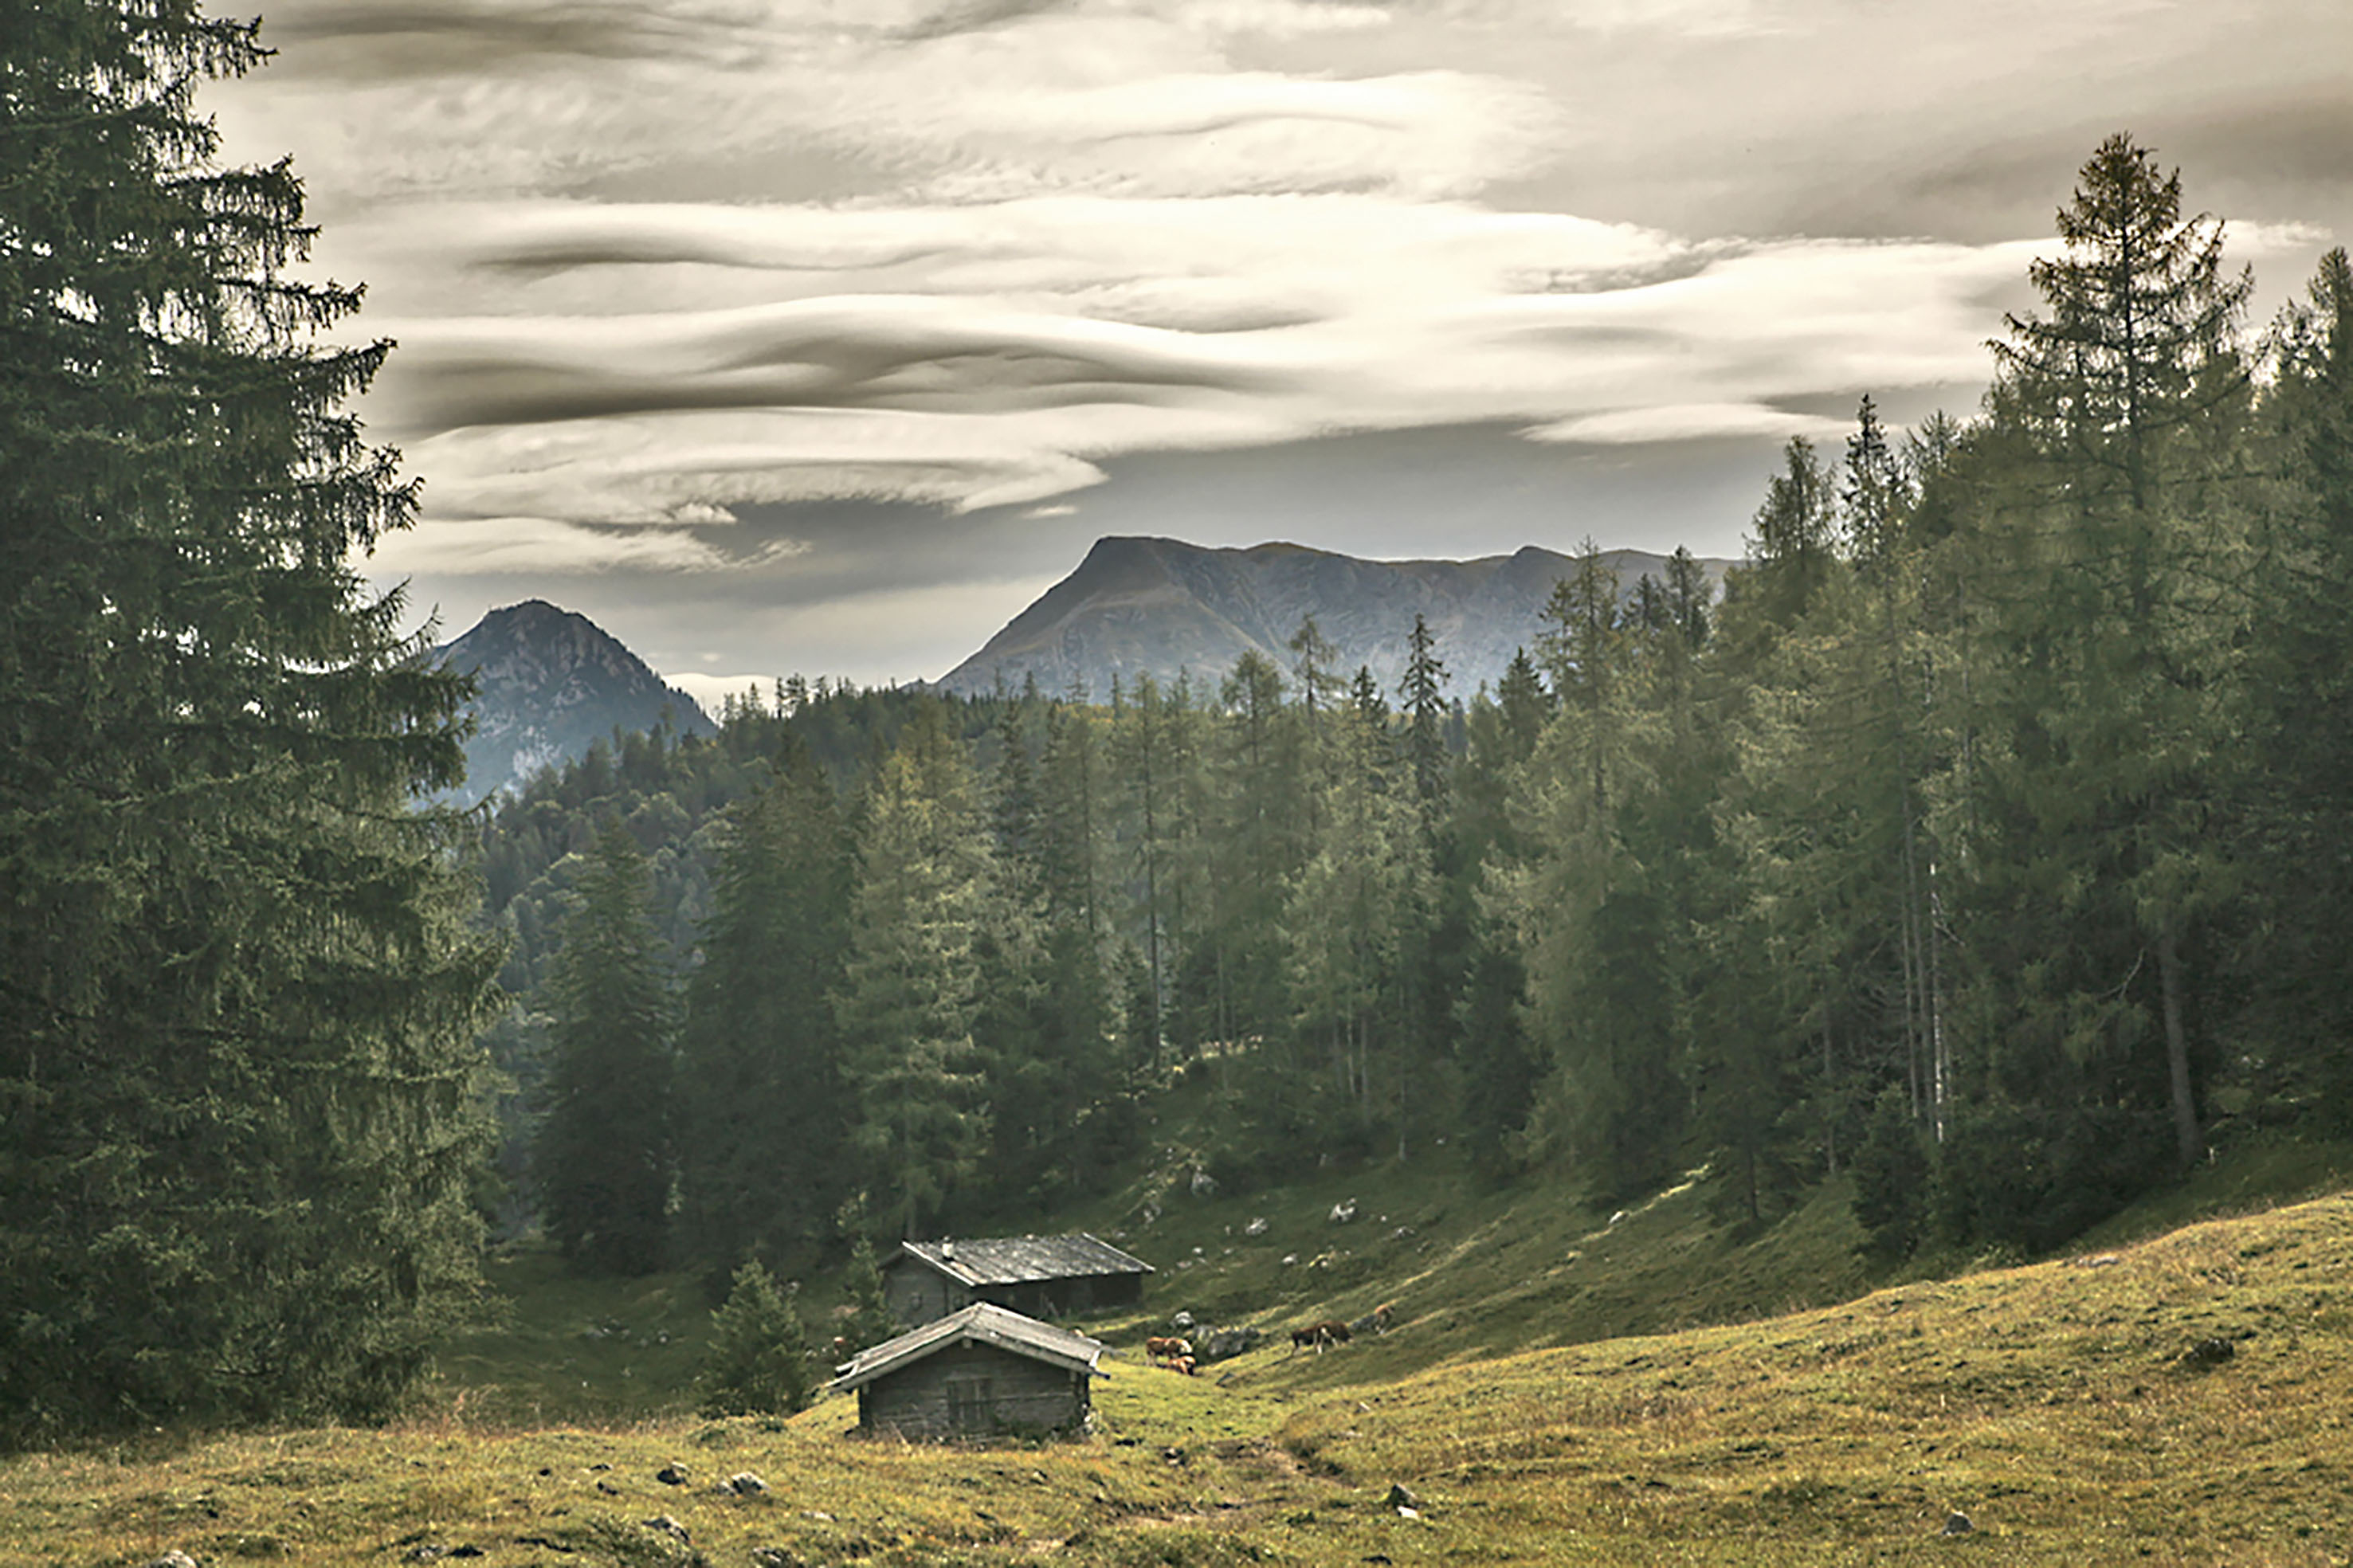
[10,1187,2352,1566]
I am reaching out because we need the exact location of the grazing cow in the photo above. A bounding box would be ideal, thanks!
[1145,1335,1194,1368]
[1371,1302,1394,1334]
[1288,1319,1352,1354]
[1173,1354,1197,1377]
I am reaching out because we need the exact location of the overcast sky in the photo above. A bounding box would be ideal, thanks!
[206,0,2352,700]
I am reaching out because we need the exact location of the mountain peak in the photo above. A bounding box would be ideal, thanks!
[434,603,713,803]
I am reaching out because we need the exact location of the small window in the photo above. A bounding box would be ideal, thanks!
[947,1377,994,1437]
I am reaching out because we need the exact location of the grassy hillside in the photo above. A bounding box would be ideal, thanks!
[12,1175,2353,1566]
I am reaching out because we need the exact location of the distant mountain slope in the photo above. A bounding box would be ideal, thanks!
[935,537,1729,700]
[434,600,713,804]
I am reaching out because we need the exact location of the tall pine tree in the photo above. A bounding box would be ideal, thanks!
[0,2,503,1439]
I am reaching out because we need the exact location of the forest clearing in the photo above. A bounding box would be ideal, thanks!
[10,1165,2353,1567]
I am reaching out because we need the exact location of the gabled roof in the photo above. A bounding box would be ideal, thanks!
[888,1233,1155,1288]
[827,1302,1109,1393]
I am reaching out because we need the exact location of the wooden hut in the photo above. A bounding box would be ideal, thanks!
[827,1303,1108,1441]
[881,1234,1152,1327]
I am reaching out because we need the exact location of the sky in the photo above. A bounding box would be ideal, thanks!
[203,0,2353,703]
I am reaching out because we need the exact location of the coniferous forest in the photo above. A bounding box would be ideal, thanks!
[9,0,2353,1448]
[498,136,2353,1297]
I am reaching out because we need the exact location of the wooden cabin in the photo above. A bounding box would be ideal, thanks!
[881,1233,1152,1327]
[827,1303,1108,1441]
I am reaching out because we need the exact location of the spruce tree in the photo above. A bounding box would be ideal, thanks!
[537,825,676,1276]
[833,706,993,1238]
[1966,133,2256,1180]
[1400,613,1452,813]
[695,1260,816,1417]
[2252,248,2353,1119]
[675,738,851,1287]
[0,2,502,1439]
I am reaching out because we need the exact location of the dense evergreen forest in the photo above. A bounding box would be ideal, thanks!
[500,139,2353,1295]
[11,0,2353,1444]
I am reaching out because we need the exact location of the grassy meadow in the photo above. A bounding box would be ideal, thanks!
[8,1133,2353,1566]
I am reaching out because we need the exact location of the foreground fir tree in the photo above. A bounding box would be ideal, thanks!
[0,3,502,1439]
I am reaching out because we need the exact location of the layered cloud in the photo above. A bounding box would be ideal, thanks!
[342,191,2053,571]
[189,0,2349,680]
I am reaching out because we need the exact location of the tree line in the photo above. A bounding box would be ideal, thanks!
[519,136,2353,1294]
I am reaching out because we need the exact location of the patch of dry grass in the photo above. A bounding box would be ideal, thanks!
[12,1194,2353,1566]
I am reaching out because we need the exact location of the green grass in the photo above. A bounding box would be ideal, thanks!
[11,1187,2353,1565]
[15,1120,2353,1566]
[427,1247,713,1427]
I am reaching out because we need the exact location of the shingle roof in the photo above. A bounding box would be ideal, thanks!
[826,1303,1109,1393]
[889,1233,1155,1288]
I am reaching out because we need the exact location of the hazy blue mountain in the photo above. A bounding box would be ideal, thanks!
[934,536,1730,701]
[434,600,713,804]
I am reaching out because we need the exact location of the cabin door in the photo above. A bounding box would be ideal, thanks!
[946,1376,994,1437]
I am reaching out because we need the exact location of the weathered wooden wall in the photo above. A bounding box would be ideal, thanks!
[857,1344,1089,1441]
[882,1259,970,1327]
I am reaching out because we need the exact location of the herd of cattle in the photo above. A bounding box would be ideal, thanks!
[1143,1302,1393,1375]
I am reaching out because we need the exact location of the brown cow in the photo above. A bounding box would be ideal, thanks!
[1288,1319,1352,1354]
[1145,1335,1194,1368]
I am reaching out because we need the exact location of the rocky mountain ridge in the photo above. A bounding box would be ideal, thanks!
[935,536,1728,700]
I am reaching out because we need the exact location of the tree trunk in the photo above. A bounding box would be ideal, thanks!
[2157,926,2203,1173]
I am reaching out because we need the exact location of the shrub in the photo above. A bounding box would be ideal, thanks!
[696,1260,815,1417]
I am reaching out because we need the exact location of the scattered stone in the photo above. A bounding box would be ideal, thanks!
[1607,1209,1628,1228]
[2185,1337,2237,1366]
[1389,1225,1415,1241]
[1190,1169,1219,1198]
[1397,1505,1421,1520]
[1280,1252,1299,1266]
[2074,1253,2121,1268]
[404,1548,445,1564]
[752,1550,795,1568]
[802,1510,835,1522]
[1329,1198,1359,1224]
[596,1480,621,1496]
[1197,1324,1263,1362]
[1171,1310,1196,1331]
[536,1467,552,1477]
[729,1472,770,1496]
[641,1515,691,1544]
[140,1554,200,1568]
[1245,1216,1269,1237]
[1140,1201,1162,1226]
[589,1462,612,1472]
[448,1550,484,1560]
[1386,1483,1418,1510]
[656,1461,690,1486]
[1942,1511,1973,1535]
